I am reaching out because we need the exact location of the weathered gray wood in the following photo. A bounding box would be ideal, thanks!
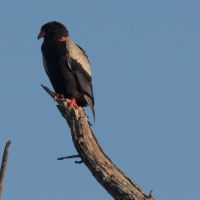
[0,140,11,199]
[42,85,154,200]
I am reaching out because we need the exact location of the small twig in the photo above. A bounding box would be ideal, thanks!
[57,155,83,164]
[75,159,84,164]
[57,155,80,160]
[0,140,11,198]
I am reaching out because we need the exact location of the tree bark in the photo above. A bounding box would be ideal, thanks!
[42,85,154,200]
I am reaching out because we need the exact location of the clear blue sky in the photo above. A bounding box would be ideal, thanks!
[0,1,200,199]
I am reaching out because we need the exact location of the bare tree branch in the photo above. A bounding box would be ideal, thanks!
[0,140,11,198]
[41,85,154,200]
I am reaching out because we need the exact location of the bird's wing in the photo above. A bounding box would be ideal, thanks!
[66,39,91,76]
[65,39,95,118]
[42,53,49,76]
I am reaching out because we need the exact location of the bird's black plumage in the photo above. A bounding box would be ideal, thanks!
[38,21,95,119]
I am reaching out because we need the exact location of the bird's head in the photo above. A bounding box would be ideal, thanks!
[37,21,69,41]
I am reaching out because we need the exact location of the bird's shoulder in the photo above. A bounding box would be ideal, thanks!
[65,39,91,77]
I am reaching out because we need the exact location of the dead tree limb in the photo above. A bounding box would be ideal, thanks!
[41,85,154,200]
[0,140,11,198]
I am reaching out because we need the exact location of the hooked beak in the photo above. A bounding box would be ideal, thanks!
[37,30,46,40]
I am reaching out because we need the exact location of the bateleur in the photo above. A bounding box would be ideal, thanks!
[38,21,95,119]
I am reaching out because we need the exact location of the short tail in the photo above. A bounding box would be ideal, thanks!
[83,95,95,121]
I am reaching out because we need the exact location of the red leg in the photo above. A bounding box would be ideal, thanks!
[66,98,79,109]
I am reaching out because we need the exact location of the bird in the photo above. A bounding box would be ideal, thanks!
[38,21,95,119]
